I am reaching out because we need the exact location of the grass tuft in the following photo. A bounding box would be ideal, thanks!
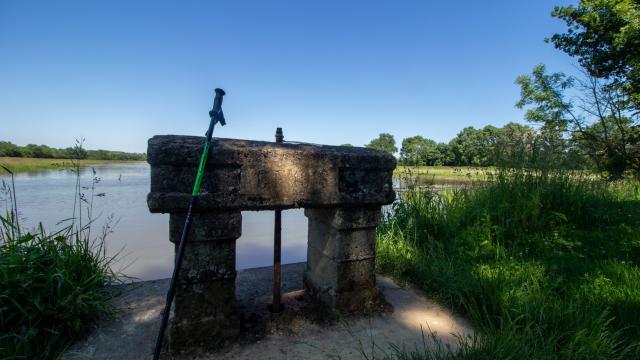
[0,155,120,359]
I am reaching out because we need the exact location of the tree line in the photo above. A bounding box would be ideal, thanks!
[365,122,595,170]
[0,141,146,161]
[367,113,638,176]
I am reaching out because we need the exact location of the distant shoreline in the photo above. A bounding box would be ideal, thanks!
[394,165,492,181]
[0,157,146,174]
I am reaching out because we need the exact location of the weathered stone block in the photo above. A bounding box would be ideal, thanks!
[175,240,236,284]
[147,136,395,212]
[305,207,379,260]
[305,207,381,229]
[306,247,376,292]
[169,212,241,242]
[152,165,241,206]
[169,312,240,351]
[173,279,237,320]
[170,279,240,351]
[304,270,380,312]
[329,207,381,230]
[307,223,377,261]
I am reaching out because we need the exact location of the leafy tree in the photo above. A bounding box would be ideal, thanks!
[400,136,429,165]
[0,141,22,157]
[549,0,640,108]
[512,1,640,176]
[60,147,80,159]
[21,144,55,158]
[516,64,639,177]
[400,137,455,166]
[493,122,540,167]
[450,127,477,165]
[436,142,455,165]
[340,143,354,147]
[366,133,397,154]
[449,126,500,166]
[0,141,148,160]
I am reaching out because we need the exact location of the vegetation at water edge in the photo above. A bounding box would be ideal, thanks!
[0,161,120,359]
[0,140,146,161]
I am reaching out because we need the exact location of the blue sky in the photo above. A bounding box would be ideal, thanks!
[0,0,577,153]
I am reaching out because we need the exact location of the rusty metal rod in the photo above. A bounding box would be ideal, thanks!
[272,127,284,313]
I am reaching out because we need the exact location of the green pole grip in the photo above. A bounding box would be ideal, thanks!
[192,141,211,196]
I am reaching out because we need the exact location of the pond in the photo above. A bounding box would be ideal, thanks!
[0,163,468,281]
[0,162,309,281]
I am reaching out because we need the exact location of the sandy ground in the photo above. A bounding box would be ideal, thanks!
[64,263,473,360]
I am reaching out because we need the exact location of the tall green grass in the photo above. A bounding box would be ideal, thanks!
[0,162,120,359]
[377,170,640,359]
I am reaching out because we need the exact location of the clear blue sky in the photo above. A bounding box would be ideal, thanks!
[0,0,577,153]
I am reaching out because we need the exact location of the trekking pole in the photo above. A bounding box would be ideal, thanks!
[153,88,227,360]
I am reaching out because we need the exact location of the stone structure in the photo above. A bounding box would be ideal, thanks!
[147,135,396,351]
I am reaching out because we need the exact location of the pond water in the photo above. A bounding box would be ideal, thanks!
[0,163,470,281]
[0,163,307,281]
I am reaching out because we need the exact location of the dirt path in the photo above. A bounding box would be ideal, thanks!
[64,263,473,360]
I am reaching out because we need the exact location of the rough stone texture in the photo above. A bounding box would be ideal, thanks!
[170,212,242,243]
[168,212,242,351]
[146,136,396,352]
[304,208,381,311]
[169,279,240,351]
[147,136,396,212]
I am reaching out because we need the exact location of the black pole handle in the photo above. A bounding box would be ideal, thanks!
[206,88,226,139]
[213,88,225,113]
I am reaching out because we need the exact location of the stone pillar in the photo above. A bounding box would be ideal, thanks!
[167,211,242,351]
[303,207,381,312]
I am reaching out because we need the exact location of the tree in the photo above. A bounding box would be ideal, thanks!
[549,0,640,108]
[340,143,354,147]
[493,122,539,167]
[400,136,429,165]
[420,139,443,166]
[436,142,455,165]
[0,141,22,157]
[400,136,456,166]
[366,133,397,154]
[449,126,499,166]
[516,64,639,177]
[21,144,55,158]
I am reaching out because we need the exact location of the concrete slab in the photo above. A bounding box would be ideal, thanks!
[64,263,473,360]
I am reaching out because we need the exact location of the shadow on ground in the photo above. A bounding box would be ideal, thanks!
[64,263,473,360]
